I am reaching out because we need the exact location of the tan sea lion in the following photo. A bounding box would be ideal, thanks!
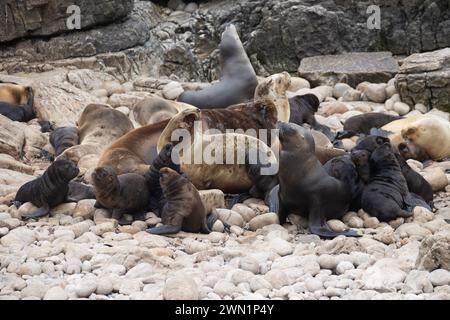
[97,119,170,175]
[0,82,31,105]
[57,104,134,164]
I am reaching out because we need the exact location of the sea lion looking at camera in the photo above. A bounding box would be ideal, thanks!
[274,122,360,238]
[147,167,215,235]
[91,166,151,224]
[14,160,80,219]
[178,24,258,109]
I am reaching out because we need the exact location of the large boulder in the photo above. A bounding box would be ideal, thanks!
[0,0,134,43]
[298,52,399,87]
[396,48,450,113]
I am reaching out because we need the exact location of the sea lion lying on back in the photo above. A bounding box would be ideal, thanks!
[147,167,214,235]
[0,85,35,122]
[50,127,79,156]
[178,24,258,109]
[14,160,80,219]
[91,166,151,224]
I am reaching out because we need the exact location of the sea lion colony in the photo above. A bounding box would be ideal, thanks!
[1,23,450,300]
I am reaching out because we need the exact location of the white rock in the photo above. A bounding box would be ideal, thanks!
[364,83,387,103]
[163,275,199,300]
[248,213,279,231]
[239,256,260,274]
[342,88,362,101]
[305,277,323,292]
[269,238,293,256]
[43,286,68,300]
[288,77,310,91]
[393,102,410,115]
[361,258,406,291]
[214,280,238,297]
[403,270,433,294]
[212,220,224,233]
[215,209,244,227]
[96,277,114,295]
[249,276,272,291]
[422,167,448,192]
[17,261,42,276]
[336,261,355,275]
[429,269,450,287]
[264,270,290,289]
[385,85,397,98]
[415,103,428,113]
[327,219,348,232]
[333,83,352,99]
[119,279,142,295]
[413,207,434,224]
[162,81,184,100]
[75,279,97,298]
[126,262,154,280]
[231,204,256,222]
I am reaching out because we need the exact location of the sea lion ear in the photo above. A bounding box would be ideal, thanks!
[402,127,417,138]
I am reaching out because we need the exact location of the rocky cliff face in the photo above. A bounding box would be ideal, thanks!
[0,0,449,81]
[0,0,134,43]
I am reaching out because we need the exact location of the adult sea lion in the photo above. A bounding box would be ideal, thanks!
[57,104,134,164]
[0,85,34,122]
[178,24,258,109]
[91,166,151,224]
[147,167,213,235]
[14,160,80,219]
[398,140,431,163]
[157,107,278,193]
[97,119,170,175]
[0,82,31,105]
[50,127,79,156]
[133,94,192,126]
[254,72,291,122]
[274,122,359,238]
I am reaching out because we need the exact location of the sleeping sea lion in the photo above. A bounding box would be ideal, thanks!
[50,127,79,156]
[14,160,80,219]
[0,85,34,122]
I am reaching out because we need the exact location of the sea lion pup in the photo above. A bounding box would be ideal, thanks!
[145,143,182,213]
[275,122,359,238]
[147,167,213,235]
[0,82,31,105]
[288,94,334,140]
[58,104,134,164]
[398,140,430,163]
[178,24,258,109]
[353,135,433,205]
[50,127,80,156]
[91,166,151,224]
[336,112,403,139]
[361,143,414,221]
[133,94,193,126]
[157,106,278,193]
[323,155,365,211]
[401,116,450,160]
[97,119,170,175]
[0,85,34,122]
[14,160,80,219]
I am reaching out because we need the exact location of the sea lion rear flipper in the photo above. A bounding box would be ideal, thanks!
[445,219,450,224]
[308,209,361,239]
[202,212,218,234]
[265,184,280,214]
[335,130,356,140]
[404,193,432,212]
[22,203,50,219]
[146,224,181,235]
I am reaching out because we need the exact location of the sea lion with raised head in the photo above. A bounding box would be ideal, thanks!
[147,167,214,235]
[274,122,359,238]
[178,24,258,109]
[91,166,151,224]
[14,160,80,219]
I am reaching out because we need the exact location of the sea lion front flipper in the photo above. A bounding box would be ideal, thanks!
[308,208,361,239]
[404,193,432,212]
[22,203,50,219]
[265,184,279,213]
[445,219,450,224]
[146,224,181,235]
[334,130,356,140]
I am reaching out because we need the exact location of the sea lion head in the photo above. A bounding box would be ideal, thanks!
[401,126,423,144]
[91,166,118,188]
[398,140,430,162]
[51,159,80,182]
[277,121,315,153]
[157,106,201,152]
[159,167,184,190]
[351,149,370,166]
[255,72,291,100]
[154,143,181,172]
[296,94,320,113]
[219,24,242,60]
[354,135,390,153]
[370,142,397,166]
